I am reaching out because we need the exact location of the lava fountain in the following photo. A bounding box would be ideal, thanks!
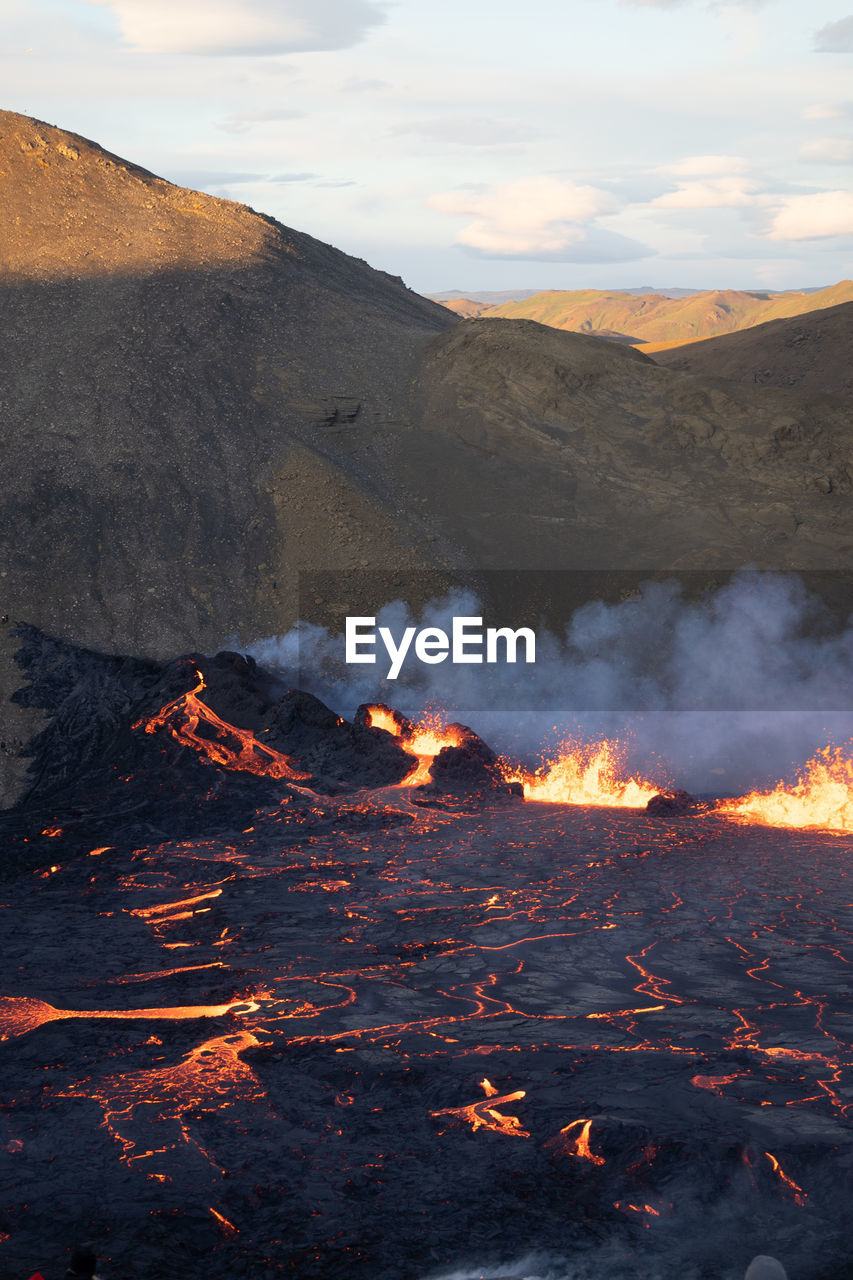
[717,745,853,832]
[502,739,659,807]
[365,704,466,784]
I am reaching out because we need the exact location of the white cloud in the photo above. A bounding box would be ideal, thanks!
[799,138,853,165]
[428,176,613,257]
[84,0,387,55]
[166,169,266,187]
[766,191,853,240]
[654,154,750,177]
[391,116,536,148]
[814,16,853,53]
[217,107,304,133]
[803,103,853,120]
[427,176,649,261]
[650,175,759,209]
[617,0,768,6]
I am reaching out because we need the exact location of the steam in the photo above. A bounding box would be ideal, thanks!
[249,572,853,795]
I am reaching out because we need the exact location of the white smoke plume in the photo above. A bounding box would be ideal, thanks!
[249,572,853,796]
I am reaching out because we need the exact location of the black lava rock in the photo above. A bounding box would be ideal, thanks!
[646,788,695,814]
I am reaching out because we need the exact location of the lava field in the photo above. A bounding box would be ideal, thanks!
[1,631,852,1280]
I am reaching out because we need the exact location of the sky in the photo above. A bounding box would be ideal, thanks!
[3,0,853,292]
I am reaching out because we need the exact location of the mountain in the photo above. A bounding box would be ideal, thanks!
[431,296,494,318]
[478,283,853,347]
[0,108,454,801]
[2,109,852,806]
[428,289,545,304]
[428,287,709,304]
[651,299,853,399]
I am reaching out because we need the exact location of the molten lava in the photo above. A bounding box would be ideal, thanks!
[503,740,659,808]
[366,706,659,804]
[0,994,261,1041]
[136,669,311,782]
[764,1152,807,1205]
[431,1078,529,1138]
[718,745,853,832]
[558,1118,606,1165]
[57,1029,267,1175]
[365,705,465,785]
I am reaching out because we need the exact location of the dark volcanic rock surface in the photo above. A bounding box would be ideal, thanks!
[1,792,851,1280]
[416,725,523,805]
[0,627,414,875]
[0,632,851,1280]
[646,788,695,814]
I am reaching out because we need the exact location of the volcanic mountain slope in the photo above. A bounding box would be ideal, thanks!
[0,108,456,800]
[651,299,853,398]
[431,296,494,318]
[478,282,853,347]
[2,109,853,805]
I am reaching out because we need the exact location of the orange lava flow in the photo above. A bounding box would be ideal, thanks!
[431,1079,529,1138]
[557,1118,606,1165]
[365,705,465,785]
[57,1029,266,1173]
[502,740,659,808]
[613,1201,667,1227]
[209,1208,239,1235]
[764,1151,807,1205]
[717,746,853,832]
[691,1072,744,1094]
[135,669,311,782]
[0,993,261,1041]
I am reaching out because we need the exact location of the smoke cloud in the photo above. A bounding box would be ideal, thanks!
[249,572,853,796]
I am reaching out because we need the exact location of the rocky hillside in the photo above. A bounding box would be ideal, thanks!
[2,109,852,804]
[651,299,853,398]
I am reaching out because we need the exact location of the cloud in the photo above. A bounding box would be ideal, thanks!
[343,76,389,91]
[217,107,304,133]
[650,175,759,209]
[803,103,853,119]
[654,154,750,177]
[814,16,853,52]
[391,116,536,148]
[428,176,649,262]
[84,0,387,56]
[799,138,853,165]
[268,172,319,182]
[616,0,768,6]
[766,190,853,240]
[167,170,267,187]
[429,176,611,257]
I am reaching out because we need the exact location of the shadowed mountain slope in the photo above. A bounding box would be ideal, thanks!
[651,300,853,399]
[1,110,852,804]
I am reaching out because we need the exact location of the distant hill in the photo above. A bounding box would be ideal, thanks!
[428,286,710,304]
[477,283,853,347]
[428,289,545,304]
[433,296,494,318]
[651,299,853,399]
